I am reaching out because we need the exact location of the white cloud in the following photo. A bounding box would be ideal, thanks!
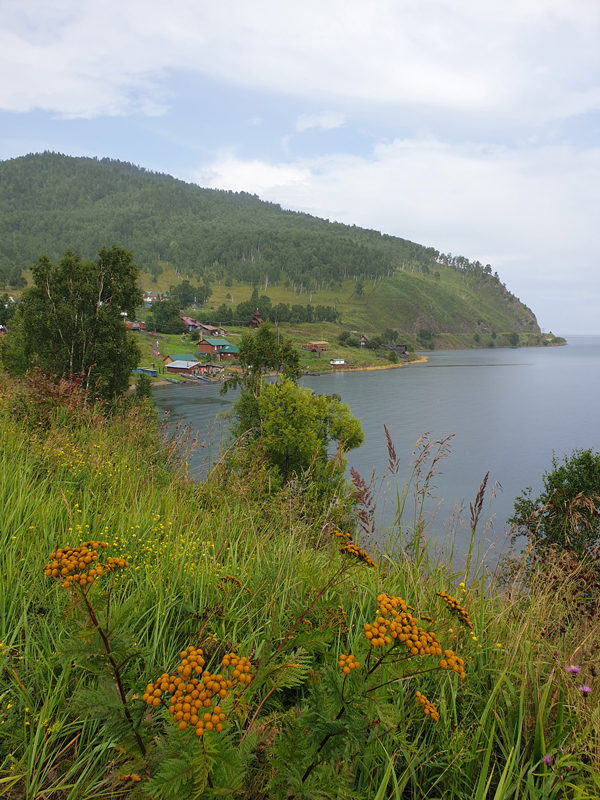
[295,112,346,132]
[195,154,311,196]
[196,139,600,333]
[1,0,599,122]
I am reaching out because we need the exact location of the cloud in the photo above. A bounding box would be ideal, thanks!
[295,112,346,132]
[195,154,311,196]
[1,0,599,123]
[196,138,600,332]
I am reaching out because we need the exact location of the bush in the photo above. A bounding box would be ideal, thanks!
[387,351,399,363]
[509,449,600,562]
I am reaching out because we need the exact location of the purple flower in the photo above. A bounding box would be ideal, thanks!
[566,665,581,674]
[542,755,553,766]
[578,685,592,695]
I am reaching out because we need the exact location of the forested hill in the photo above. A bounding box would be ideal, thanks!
[0,152,540,335]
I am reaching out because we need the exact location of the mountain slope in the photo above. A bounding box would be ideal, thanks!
[0,152,540,335]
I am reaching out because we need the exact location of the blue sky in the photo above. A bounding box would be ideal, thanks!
[1,0,600,333]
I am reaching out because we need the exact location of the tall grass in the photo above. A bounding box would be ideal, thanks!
[0,374,598,798]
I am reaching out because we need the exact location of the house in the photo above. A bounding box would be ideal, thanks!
[197,323,228,338]
[165,360,203,377]
[330,359,346,367]
[144,291,163,307]
[124,320,146,332]
[360,334,369,347]
[163,354,198,366]
[197,338,231,356]
[249,309,264,329]
[181,316,202,331]
[216,344,239,362]
[301,340,329,353]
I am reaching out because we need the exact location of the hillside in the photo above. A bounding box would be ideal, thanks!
[0,151,540,336]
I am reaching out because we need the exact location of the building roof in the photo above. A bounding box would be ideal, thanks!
[200,338,230,347]
[181,316,199,326]
[165,353,198,362]
[166,360,199,369]
[219,345,239,354]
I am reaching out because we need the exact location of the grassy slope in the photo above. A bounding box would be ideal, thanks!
[0,379,597,797]
[130,265,556,377]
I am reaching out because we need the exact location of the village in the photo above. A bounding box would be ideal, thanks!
[128,301,412,384]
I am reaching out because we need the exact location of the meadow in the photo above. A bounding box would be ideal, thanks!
[0,371,598,799]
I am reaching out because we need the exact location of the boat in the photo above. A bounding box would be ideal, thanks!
[165,377,180,384]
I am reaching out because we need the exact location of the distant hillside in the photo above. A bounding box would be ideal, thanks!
[0,152,540,335]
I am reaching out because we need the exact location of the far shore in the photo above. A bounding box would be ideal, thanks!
[152,355,428,388]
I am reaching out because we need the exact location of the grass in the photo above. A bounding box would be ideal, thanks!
[0,373,598,798]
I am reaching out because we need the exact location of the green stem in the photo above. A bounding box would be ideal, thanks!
[301,705,346,783]
[80,588,147,757]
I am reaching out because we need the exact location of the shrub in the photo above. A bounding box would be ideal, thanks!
[509,449,600,562]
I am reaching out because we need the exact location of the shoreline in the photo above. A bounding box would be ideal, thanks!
[152,355,428,387]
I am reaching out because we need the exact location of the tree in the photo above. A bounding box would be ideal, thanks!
[509,449,600,561]
[355,279,364,297]
[170,279,196,309]
[258,378,364,482]
[151,298,186,334]
[9,246,142,399]
[135,373,154,403]
[221,322,301,436]
[508,332,520,346]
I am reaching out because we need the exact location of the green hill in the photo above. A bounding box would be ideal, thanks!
[0,152,540,338]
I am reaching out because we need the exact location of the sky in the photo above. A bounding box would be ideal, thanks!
[1,1,600,334]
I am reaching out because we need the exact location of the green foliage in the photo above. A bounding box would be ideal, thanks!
[258,377,364,482]
[221,322,301,436]
[5,246,142,399]
[0,153,541,338]
[0,293,16,325]
[509,332,520,346]
[473,332,480,343]
[416,328,435,349]
[1,375,598,798]
[509,448,600,560]
[170,278,211,309]
[135,373,154,402]
[151,297,187,334]
[387,351,399,363]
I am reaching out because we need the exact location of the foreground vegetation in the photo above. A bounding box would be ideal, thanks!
[1,373,598,798]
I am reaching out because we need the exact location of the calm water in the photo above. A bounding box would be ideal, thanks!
[153,336,600,556]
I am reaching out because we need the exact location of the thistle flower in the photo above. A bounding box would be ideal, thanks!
[578,685,592,695]
[566,665,581,674]
[542,755,553,766]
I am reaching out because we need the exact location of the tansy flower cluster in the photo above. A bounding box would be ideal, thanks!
[364,594,443,658]
[436,590,474,630]
[439,650,466,679]
[44,542,128,589]
[415,691,439,722]
[338,653,360,674]
[143,646,253,738]
[341,543,377,568]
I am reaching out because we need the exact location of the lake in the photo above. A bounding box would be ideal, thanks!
[153,335,600,558]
